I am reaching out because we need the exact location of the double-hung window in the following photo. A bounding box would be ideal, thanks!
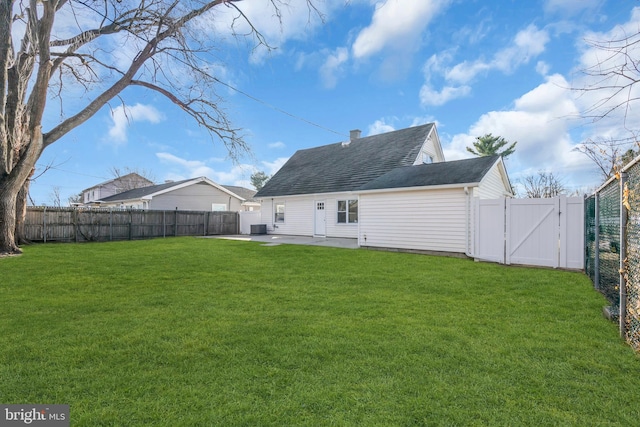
[275,202,285,223]
[337,199,358,224]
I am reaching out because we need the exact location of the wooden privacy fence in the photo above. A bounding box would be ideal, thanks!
[24,207,238,242]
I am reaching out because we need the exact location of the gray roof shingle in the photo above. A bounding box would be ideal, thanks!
[255,124,434,197]
[359,156,500,191]
[98,178,193,202]
[97,179,256,202]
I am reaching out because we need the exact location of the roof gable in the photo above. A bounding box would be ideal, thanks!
[255,124,435,197]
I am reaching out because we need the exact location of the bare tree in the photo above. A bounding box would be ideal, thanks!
[573,137,639,180]
[577,30,640,126]
[0,0,321,255]
[519,171,567,198]
[109,166,156,191]
[49,186,62,207]
[573,24,640,179]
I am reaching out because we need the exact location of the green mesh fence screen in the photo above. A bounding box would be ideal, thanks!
[585,196,596,283]
[587,167,640,352]
[624,166,640,351]
[598,181,621,308]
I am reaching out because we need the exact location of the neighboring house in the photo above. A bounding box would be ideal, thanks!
[82,173,154,205]
[95,176,258,212]
[254,123,513,255]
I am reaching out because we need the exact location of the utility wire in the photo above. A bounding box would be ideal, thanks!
[213,78,349,139]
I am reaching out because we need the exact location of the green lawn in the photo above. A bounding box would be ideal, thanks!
[1,237,638,426]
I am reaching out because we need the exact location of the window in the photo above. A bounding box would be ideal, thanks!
[275,202,285,223]
[337,199,358,224]
[212,203,227,211]
[422,152,433,164]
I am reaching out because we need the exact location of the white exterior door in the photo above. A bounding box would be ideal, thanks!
[314,201,326,236]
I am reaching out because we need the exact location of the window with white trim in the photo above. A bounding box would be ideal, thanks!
[337,199,358,224]
[275,202,285,223]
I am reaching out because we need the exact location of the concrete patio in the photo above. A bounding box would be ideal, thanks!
[205,234,360,249]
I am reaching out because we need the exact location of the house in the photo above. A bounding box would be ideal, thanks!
[254,123,513,255]
[81,173,154,205]
[95,176,258,212]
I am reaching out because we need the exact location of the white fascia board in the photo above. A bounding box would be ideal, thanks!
[357,182,480,196]
[428,123,446,162]
[257,190,360,202]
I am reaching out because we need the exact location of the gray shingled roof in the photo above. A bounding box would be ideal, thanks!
[359,156,500,191]
[222,185,257,201]
[98,178,193,202]
[255,124,434,198]
[97,178,256,203]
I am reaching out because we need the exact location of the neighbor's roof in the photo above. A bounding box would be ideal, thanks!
[359,156,501,191]
[97,178,193,202]
[255,123,435,198]
[222,185,257,201]
[81,172,153,192]
[98,177,254,203]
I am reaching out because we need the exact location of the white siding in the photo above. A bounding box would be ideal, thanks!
[475,163,511,199]
[359,188,468,253]
[149,182,242,211]
[258,194,360,238]
[325,197,359,238]
[260,197,314,236]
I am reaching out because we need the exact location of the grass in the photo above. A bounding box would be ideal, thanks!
[1,237,638,426]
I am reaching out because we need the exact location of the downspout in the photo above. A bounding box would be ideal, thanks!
[464,186,472,257]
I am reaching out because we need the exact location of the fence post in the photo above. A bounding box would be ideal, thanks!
[129,209,133,240]
[620,172,628,339]
[74,207,79,243]
[594,192,600,290]
[109,208,113,241]
[43,207,47,243]
[175,209,178,237]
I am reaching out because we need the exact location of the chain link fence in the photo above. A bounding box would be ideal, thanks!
[586,161,640,352]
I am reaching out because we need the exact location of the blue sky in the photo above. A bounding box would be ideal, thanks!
[30,0,640,205]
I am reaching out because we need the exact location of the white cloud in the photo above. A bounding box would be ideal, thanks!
[572,7,640,135]
[268,141,286,149]
[544,0,601,15]
[108,104,164,144]
[156,152,258,186]
[262,157,290,176]
[420,25,550,106]
[367,119,396,136]
[443,74,598,189]
[446,25,550,84]
[320,47,350,89]
[352,0,451,59]
[156,152,215,178]
[420,84,471,106]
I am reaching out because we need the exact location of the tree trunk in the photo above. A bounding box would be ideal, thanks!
[0,133,42,255]
[0,180,20,254]
[15,178,31,245]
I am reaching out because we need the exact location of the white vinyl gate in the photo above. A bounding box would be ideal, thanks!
[474,196,584,269]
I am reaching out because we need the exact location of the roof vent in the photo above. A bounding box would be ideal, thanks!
[350,129,361,141]
[164,180,174,184]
